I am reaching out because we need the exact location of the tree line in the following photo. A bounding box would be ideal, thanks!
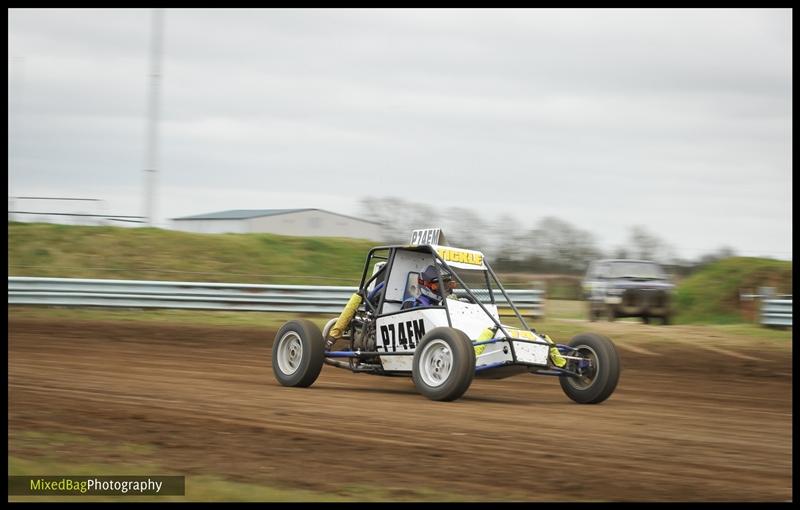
[359,197,737,277]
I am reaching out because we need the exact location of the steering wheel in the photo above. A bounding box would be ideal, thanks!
[458,294,479,304]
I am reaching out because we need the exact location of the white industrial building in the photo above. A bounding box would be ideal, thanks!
[171,209,382,240]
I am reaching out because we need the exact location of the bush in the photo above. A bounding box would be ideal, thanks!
[675,257,792,324]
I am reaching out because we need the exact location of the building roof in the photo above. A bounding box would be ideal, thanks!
[173,209,305,220]
[171,208,382,225]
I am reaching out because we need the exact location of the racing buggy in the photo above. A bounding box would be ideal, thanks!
[271,229,620,402]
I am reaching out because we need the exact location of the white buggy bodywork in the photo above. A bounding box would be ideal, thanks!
[371,245,551,372]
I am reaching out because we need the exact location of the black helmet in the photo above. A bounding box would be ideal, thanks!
[421,264,451,283]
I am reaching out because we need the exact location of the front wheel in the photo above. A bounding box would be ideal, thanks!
[412,327,475,401]
[559,333,620,404]
[272,319,325,387]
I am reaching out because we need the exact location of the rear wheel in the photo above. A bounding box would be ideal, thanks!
[559,333,620,404]
[412,327,475,401]
[272,319,325,387]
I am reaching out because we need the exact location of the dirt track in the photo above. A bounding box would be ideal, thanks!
[8,317,793,501]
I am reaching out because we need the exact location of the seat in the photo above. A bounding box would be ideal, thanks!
[367,280,385,307]
[402,272,421,303]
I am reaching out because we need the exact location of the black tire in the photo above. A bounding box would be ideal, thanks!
[587,302,597,322]
[412,327,475,401]
[559,333,620,404]
[272,319,325,388]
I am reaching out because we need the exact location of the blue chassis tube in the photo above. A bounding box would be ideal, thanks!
[325,338,584,376]
[325,337,577,357]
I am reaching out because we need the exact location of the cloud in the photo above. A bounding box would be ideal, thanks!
[8,8,792,260]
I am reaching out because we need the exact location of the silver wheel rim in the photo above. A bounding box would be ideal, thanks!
[276,331,303,375]
[567,344,599,390]
[419,339,453,387]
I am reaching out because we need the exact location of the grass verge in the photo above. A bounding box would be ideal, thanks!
[7,431,483,502]
[9,222,374,285]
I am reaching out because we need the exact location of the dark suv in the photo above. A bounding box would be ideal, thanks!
[582,259,675,324]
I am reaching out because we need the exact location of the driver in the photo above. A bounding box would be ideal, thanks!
[402,264,457,309]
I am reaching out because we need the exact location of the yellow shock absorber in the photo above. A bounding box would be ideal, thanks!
[543,334,567,368]
[328,293,363,344]
[474,327,495,356]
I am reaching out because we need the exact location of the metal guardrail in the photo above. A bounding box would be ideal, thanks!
[740,287,792,327]
[761,297,792,327]
[8,277,545,317]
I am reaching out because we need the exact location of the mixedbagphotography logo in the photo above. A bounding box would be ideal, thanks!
[8,476,185,496]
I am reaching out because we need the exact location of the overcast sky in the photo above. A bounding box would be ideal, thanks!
[8,8,792,260]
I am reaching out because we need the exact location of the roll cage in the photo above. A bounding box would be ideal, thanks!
[355,244,532,342]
